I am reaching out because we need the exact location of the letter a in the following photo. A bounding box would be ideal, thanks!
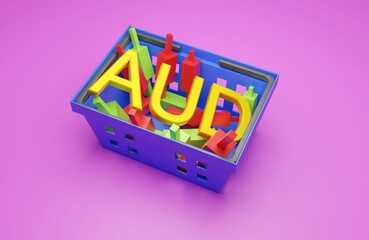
[88,49,142,110]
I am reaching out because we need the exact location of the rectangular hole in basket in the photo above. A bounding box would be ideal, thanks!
[109,139,119,147]
[104,126,115,135]
[217,98,224,107]
[127,146,137,154]
[197,174,207,182]
[125,134,134,141]
[175,153,186,162]
[196,161,207,170]
[235,84,247,95]
[177,166,187,174]
[232,103,239,113]
[152,55,157,65]
[169,81,178,91]
[216,77,227,87]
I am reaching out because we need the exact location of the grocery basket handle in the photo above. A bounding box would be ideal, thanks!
[219,60,271,82]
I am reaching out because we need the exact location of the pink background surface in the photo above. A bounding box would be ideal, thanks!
[1,0,368,239]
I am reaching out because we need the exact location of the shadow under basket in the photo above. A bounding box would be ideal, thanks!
[70,27,279,192]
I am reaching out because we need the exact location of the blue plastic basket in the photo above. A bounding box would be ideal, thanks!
[71,27,278,192]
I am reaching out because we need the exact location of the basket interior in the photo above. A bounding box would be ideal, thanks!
[74,27,278,163]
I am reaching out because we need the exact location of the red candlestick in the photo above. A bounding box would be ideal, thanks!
[180,49,200,94]
[202,129,237,158]
[156,34,178,97]
[128,108,155,131]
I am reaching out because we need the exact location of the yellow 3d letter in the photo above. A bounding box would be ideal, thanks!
[150,63,204,125]
[199,84,252,141]
[88,49,142,110]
